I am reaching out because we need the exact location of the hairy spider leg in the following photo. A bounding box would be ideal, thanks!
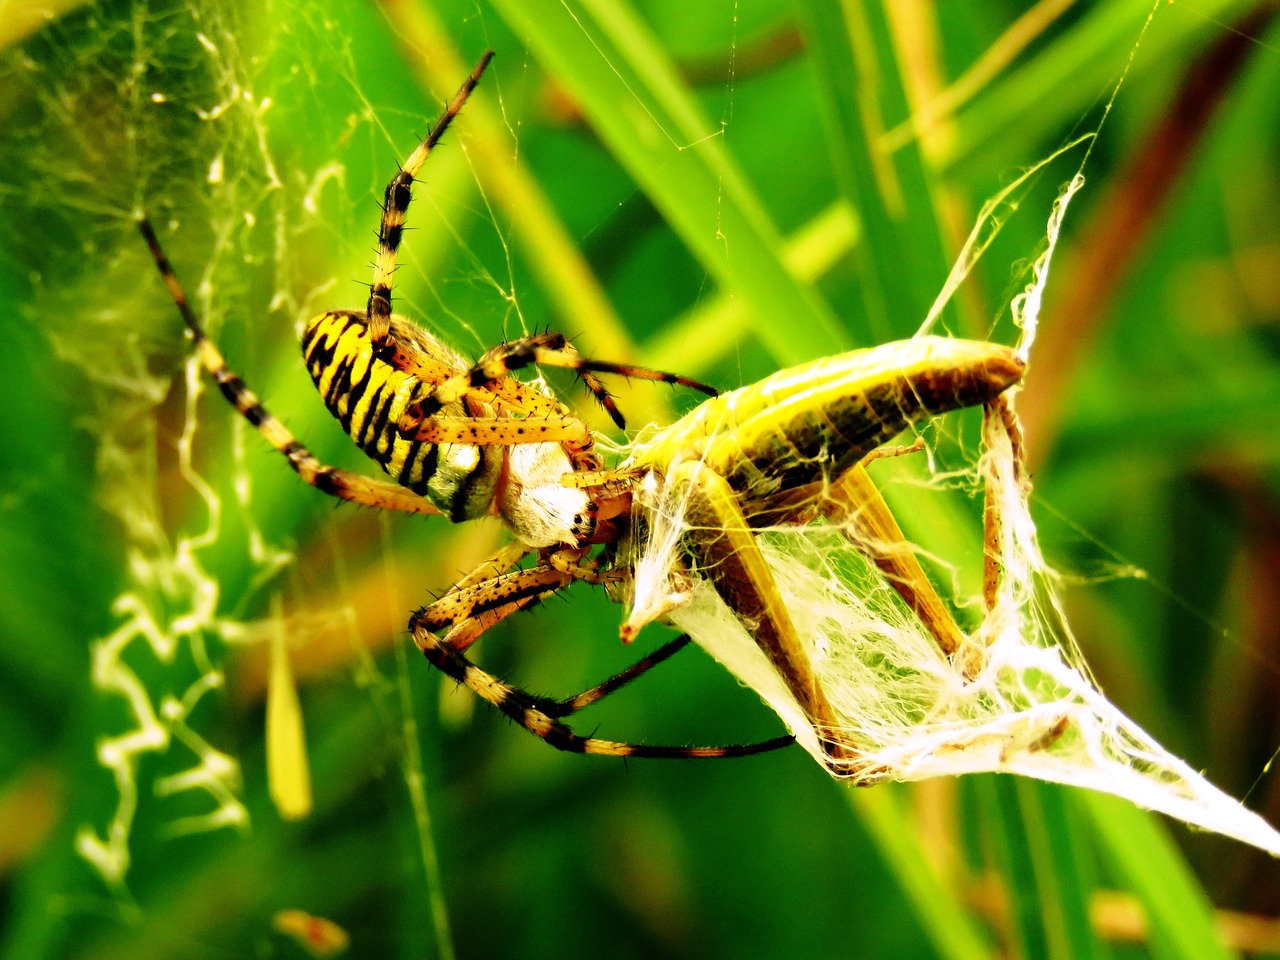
[138,218,443,517]
[367,50,494,350]
[408,332,719,432]
[409,550,792,758]
[413,560,579,650]
[410,598,794,759]
[404,415,594,448]
[535,634,692,717]
[355,49,715,450]
[414,540,629,654]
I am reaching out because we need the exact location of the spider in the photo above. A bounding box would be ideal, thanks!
[140,51,787,762]
[141,51,1025,776]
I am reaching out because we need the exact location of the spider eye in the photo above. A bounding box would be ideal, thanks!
[571,513,597,540]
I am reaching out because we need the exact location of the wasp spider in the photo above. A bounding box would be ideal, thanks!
[140,51,792,762]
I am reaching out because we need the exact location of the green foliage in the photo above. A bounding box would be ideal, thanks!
[1,0,1278,957]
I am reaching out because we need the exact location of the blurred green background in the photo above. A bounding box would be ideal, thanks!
[2,0,1280,957]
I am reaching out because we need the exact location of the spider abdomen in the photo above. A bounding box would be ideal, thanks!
[301,310,501,521]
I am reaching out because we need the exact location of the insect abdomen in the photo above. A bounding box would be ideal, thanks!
[633,337,1025,500]
[300,310,500,520]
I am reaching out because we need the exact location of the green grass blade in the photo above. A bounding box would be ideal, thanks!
[944,0,1254,174]
[982,777,1107,960]
[488,0,851,364]
[793,0,952,340]
[850,786,994,960]
[1080,792,1238,960]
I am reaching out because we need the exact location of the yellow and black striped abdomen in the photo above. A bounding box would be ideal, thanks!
[300,310,501,521]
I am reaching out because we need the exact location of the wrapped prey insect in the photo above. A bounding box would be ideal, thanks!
[614,337,1025,780]
[611,335,1280,854]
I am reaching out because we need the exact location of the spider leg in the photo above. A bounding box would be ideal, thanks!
[413,623,793,760]
[367,50,494,349]
[371,336,605,469]
[546,548,625,587]
[417,545,626,651]
[403,416,593,448]
[139,218,443,517]
[559,467,647,492]
[409,333,718,431]
[414,561,576,652]
[410,553,792,760]
[415,540,540,649]
[535,635,692,718]
[449,539,534,592]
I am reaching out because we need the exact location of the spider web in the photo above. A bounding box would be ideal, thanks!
[2,0,1278,953]
[0,0,522,910]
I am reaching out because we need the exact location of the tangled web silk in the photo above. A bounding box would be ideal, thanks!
[622,402,1280,857]
[620,177,1280,857]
